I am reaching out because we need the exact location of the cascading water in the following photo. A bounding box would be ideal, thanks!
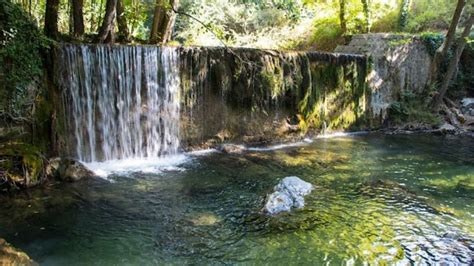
[58,45,180,162]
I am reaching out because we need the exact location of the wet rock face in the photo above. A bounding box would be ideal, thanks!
[264,176,314,215]
[56,158,94,182]
[0,238,37,265]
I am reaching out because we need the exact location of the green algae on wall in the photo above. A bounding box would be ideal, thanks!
[0,143,47,190]
[178,46,369,147]
[54,44,369,154]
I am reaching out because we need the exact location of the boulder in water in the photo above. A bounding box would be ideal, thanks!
[0,238,37,265]
[218,144,245,154]
[264,176,314,215]
[436,123,457,134]
[57,158,94,182]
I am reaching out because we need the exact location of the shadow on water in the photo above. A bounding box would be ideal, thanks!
[0,134,473,264]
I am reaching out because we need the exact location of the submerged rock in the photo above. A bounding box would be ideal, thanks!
[57,158,94,182]
[264,176,314,215]
[436,123,457,134]
[218,144,245,154]
[0,238,37,265]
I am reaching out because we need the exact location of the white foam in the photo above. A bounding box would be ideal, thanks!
[246,132,367,151]
[246,141,308,151]
[84,154,189,178]
[187,148,218,156]
[315,131,368,139]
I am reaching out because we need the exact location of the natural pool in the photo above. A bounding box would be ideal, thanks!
[1,134,473,265]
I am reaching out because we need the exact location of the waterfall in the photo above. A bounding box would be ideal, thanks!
[58,45,180,162]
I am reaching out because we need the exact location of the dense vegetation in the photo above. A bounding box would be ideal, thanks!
[0,0,49,125]
[5,0,470,49]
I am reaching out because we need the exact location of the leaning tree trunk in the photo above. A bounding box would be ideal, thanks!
[149,0,179,44]
[430,0,466,83]
[72,0,85,37]
[97,0,117,43]
[361,0,370,33]
[432,10,474,110]
[339,0,347,34]
[116,0,129,42]
[44,0,60,39]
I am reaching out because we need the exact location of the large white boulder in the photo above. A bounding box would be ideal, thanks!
[264,176,314,215]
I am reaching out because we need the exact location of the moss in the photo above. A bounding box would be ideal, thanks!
[424,174,474,191]
[0,143,46,189]
[296,58,368,133]
[419,32,444,57]
[388,37,413,47]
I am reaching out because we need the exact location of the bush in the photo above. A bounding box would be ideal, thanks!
[388,90,440,126]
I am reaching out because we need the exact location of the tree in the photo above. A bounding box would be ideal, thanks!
[430,0,466,82]
[97,0,117,43]
[72,0,85,37]
[339,0,346,34]
[361,0,370,33]
[44,0,60,38]
[116,0,129,42]
[150,0,179,44]
[432,8,474,110]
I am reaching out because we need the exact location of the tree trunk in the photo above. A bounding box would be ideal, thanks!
[116,0,129,42]
[72,0,85,37]
[430,0,466,82]
[149,0,179,44]
[97,0,117,43]
[44,0,60,39]
[361,0,370,33]
[339,0,347,34]
[432,10,474,110]
[399,0,411,30]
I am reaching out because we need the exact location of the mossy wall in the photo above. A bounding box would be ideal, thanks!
[178,46,369,148]
[53,44,369,155]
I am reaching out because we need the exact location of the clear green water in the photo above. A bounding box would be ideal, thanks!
[1,134,473,265]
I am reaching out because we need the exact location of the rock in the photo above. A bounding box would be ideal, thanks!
[45,157,61,178]
[450,107,465,124]
[58,158,94,182]
[0,238,37,265]
[461,98,474,108]
[436,123,457,134]
[264,191,294,214]
[218,144,245,154]
[263,176,314,215]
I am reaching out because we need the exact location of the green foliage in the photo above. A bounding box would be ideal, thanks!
[399,0,410,30]
[388,90,440,126]
[405,0,456,33]
[309,16,344,51]
[0,0,50,122]
[175,0,307,48]
[420,32,444,56]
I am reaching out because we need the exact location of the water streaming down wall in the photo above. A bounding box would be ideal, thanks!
[56,44,369,162]
[57,45,180,162]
